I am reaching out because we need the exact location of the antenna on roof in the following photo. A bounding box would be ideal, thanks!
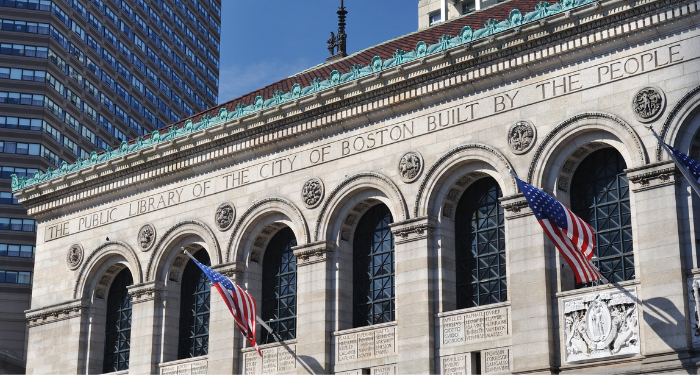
[327,0,348,61]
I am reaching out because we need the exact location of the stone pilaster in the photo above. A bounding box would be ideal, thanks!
[626,162,690,364]
[126,281,164,375]
[500,194,554,374]
[292,240,334,374]
[25,299,89,374]
[389,216,436,374]
[209,262,246,374]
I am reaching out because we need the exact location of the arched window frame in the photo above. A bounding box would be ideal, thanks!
[103,268,133,373]
[570,147,634,287]
[261,227,298,344]
[177,249,211,359]
[352,204,395,328]
[454,177,506,309]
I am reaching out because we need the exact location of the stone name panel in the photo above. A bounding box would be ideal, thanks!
[688,276,700,347]
[483,348,511,374]
[561,287,640,364]
[243,345,296,375]
[335,326,396,363]
[160,360,207,375]
[439,306,510,348]
[441,354,469,375]
[43,37,697,241]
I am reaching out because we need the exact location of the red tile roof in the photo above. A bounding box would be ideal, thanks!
[156,0,543,137]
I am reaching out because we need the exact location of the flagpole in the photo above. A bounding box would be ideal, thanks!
[647,125,700,198]
[182,248,281,343]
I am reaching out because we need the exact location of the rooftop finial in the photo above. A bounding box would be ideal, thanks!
[327,0,348,61]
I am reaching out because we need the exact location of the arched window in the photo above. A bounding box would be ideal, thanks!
[178,250,210,359]
[455,177,506,309]
[571,148,633,286]
[353,204,395,328]
[261,227,297,344]
[103,268,133,373]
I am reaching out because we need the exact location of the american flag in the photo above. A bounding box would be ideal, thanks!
[185,252,262,356]
[652,129,700,198]
[512,172,603,284]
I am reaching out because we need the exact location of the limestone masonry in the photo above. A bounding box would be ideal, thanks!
[13,0,700,373]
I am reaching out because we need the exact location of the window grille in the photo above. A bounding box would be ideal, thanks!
[571,148,633,286]
[353,204,395,328]
[261,227,297,344]
[178,250,210,359]
[103,269,133,373]
[455,177,506,308]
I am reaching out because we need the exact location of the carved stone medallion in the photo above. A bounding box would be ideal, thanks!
[67,244,84,270]
[215,202,236,231]
[301,177,324,208]
[687,276,700,346]
[507,120,537,154]
[632,86,665,123]
[561,287,640,364]
[137,223,156,251]
[398,151,423,183]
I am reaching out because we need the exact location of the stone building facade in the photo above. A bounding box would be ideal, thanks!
[12,0,700,372]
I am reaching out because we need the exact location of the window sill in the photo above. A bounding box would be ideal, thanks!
[555,279,640,298]
[435,301,511,318]
[332,321,397,337]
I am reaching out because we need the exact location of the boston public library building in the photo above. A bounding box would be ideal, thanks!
[12,0,700,372]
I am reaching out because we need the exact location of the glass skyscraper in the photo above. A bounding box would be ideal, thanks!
[0,0,220,372]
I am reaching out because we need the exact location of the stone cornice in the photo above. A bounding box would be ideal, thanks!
[25,299,89,327]
[390,216,437,244]
[626,160,680,192]
[16,0,697,218]
[292,241,335,266]
[126,281,164,304]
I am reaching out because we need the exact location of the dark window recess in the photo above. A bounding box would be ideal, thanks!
[178,249,210,359]
[455,177,506,309]
[261,227,298,344]
[103,268,133,373]
[353,204,395,328]
[571,148,634,287]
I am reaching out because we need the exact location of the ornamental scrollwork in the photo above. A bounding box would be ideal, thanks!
[301,177,324,209]
[398,151,424,183]
[507,120,537,154]
[215,202,236,231]
[67,244,84,270]
[137,224,156,251]
[632,86,665,122]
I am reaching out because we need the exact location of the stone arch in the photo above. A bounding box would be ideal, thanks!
[527,112,648,192]
[73,240,142,300]
[227,197,309,264]
[657,85,700,159]
[414,143,515,219]
[314,172,408,242]
[146,220,221,281]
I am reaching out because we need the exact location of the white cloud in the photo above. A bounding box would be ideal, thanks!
[217,59,313,104]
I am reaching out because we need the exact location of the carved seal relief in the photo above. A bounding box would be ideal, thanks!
[561,287,640,364]
[632,86,665,123]
[137,223,156,251]
[507,120,537,154]
[215,202,236,231]
[398,151,423,183]
[688,276,700,346]
[67,244,84,270]
[301,177,324,208]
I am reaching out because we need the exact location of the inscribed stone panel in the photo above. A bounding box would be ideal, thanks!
[484,308,508,340]
[244,352,260,375]
[262,348,278,374]
[440,354,468,375]
[277,345,296,372]
[464,311,485,343]
[371,364,397,375]
[357,331,375,360]
[441,315,466,346]
[161,366,178,375]
[177,364,191,375]
[483,348,510,374]
[374,327,395,356]
[190,361,207,375]
[337,333,358,362]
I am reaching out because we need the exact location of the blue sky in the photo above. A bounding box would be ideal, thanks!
[217,1,417,104]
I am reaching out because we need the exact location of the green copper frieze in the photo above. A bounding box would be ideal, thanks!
[11,0,599,192]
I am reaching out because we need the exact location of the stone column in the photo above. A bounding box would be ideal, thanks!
[126,281,164,375]
[500,194,554,374]
[292,240,334,374]
[389,216,436,374]
[209,262,246,374]
[627,162,690,363]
